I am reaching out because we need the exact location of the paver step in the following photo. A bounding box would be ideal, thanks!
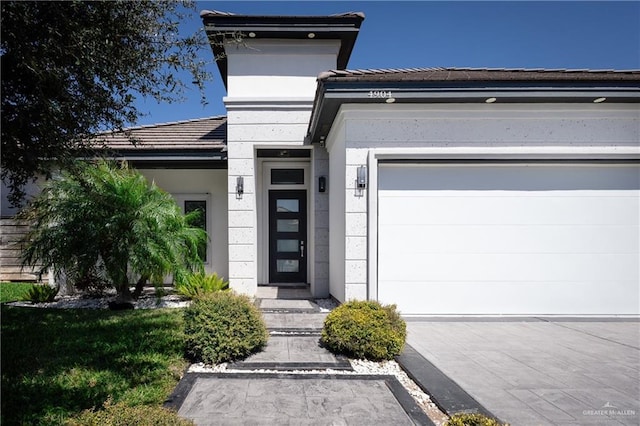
[229,335,352,371]
[258,298,324,313]
[168,373,434,426]
[262,312,327,331]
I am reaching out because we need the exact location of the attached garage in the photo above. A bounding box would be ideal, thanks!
[377,162,640,316]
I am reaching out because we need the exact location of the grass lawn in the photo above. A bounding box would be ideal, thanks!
[1,305,188,425]
[0,281,34,303]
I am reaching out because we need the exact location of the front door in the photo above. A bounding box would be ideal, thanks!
[269,190,307,283]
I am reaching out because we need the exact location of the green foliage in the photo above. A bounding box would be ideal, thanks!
[68,263,113,296]
[0,282,34,303]
[23,284,59,303]
[184,292,268,364]
[1,306,187,425]
[1,0,212,205]
[66,399,193,426]
[321,300,407,361]
[175,272,229,299]
[20,160,207,300]
[446,413,506,426]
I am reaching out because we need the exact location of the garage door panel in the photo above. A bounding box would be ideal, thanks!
[379,224,638,254]
[377,164,640,315]
[378,164,640,192]
[378,281,640,316]
[379,194,639,226]
[378,253,638,283]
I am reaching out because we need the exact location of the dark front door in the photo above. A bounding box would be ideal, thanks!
[269,190,307,283]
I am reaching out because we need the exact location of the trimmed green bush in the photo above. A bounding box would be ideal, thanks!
[65,400,193,425]
[22,284,58,303]
[446,413,506,426]
[175,272,229,300]
[321,300,406,361]
[183,291,268,364]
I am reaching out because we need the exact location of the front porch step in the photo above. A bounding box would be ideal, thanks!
[258,298,321,313]
[256,285,312,300]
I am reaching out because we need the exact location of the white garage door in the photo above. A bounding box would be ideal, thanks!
[377,163,640,315]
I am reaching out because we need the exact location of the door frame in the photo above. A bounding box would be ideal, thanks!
[258,161,310,284]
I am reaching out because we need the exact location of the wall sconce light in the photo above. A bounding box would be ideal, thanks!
[236,176,244,197]
[319,176,327,193]
[357,165,367,189]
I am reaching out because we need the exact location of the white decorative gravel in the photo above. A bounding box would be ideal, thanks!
[8,294,336,311]
[7,293,190,309]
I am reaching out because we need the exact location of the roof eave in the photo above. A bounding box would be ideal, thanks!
[306,81,640,144]
[201,12,365,88]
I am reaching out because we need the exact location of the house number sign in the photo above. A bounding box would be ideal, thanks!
[368,91,393,99]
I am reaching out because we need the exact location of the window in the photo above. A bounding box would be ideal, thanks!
[271,169,304,185]
[184,200,207,261]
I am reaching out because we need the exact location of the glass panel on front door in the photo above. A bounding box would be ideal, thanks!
[276,199,299,213]
[277,219,299,232]
[269,190,307,283]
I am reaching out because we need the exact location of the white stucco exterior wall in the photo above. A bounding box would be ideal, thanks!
[326,120,347,302]
[326,102,640,303]
[138,169,229,279]
[226,40,341,99]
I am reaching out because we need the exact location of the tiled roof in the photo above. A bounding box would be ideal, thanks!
[93,116,227,151]
[318,67,640,82]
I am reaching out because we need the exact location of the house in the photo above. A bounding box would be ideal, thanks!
[3,10,639,315]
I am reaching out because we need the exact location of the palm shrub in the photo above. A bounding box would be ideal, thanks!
[321,300,406,361]
[22,284,58,303]
[175,272,229,299]
[20,160,207,302]
[184,291,268,364]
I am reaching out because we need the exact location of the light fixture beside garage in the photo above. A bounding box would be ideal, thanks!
[593,97,607,103]
[236,176,244,197]
[485,97,497,103]
[357,165,367,190]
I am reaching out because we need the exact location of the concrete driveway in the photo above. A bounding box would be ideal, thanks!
[406,319,640,426]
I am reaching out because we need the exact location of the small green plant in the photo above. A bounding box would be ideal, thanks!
[65,399,193,426]
[155,283,168,298]
[22,284,59,303]
[321,300,406,361]
[175,272,229,300]
[184,291,268,364]
[446,413,506,426]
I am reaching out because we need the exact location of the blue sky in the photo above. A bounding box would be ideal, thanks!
[134,1,640,126]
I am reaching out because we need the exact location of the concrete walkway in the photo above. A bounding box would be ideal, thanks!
[166,289,434,425]
[406,319,640,426]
